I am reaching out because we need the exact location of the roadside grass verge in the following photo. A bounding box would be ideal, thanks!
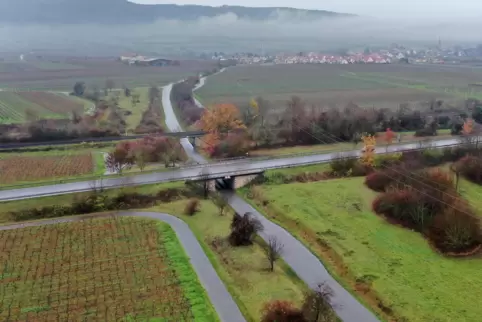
[241,178,482,322]
[147,200,307,322]
[158,221,219,322]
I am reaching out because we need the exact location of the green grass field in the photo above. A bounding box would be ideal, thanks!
[196,64,482,110]
[242,177,482,322]
[109,87,165,132]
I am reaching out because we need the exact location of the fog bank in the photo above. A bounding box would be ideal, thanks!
[1,14,481,56]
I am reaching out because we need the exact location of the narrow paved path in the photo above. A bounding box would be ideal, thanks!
[162,73,379,322]
[0,212,245,322]
[224,193,379,322]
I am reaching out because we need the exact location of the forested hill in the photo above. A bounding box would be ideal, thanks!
[0,0,351,24]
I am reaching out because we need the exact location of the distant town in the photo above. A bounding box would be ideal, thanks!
[210,43,482,66]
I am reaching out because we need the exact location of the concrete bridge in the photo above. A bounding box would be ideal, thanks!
[186,170,264,191]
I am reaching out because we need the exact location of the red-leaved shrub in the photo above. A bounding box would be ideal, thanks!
[184,199,200,216]
[431,199,482,253]
[371,189,435,230]
[261,300,306,322]
[456,155,482,184]
[364,169,398,192]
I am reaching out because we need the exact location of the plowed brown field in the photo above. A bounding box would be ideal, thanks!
[0,217,194,321]
[0,154,93,183]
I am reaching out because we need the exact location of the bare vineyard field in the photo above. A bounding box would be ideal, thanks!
[0,153,95,184]
[0,217,214,321]
[197,64,482,109]
[16,91,84,114]
[0,59,216,91]
[0,91,86,124]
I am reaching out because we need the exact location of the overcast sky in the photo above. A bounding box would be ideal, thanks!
[132,1,482,18]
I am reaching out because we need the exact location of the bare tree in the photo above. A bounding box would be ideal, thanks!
[264,235,284,272]
[135,149,147,172]
[212,192,228,216]
[301,283,337,322]
[450,162,462,192]
[105,150,134,174]
[131,92,140,108]
[199,167,211,199]
[148,85,160,104]
[105,79,115,93]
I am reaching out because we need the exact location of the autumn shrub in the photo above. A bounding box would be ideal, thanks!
[456,155,482,184]
[7,188,189,222]
[229,212,264,246]
[371,188,436,230]
[364,168,400,192]
[329,157,357,177]
[261,300,306,322]
[431,199,482,253]
[264,172,290,185]
[373,153,402,169]
[209,132,250,158]
[184,198,200,216]
[421,148,444,166]
[350,161,372,176]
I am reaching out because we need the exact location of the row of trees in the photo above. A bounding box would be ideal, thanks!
[134,86,165,134]
[191,94,481,159]
[105,136,185,173]
[171,77,204,125]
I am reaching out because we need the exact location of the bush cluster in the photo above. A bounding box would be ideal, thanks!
[368,167,482,254]
[455,155,482,184]
[8,188,188,222]
[228,212,263,246]
[184,198,200,216]
[261,284,336,322]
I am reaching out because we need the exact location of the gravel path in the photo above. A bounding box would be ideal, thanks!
[0,212,245,322]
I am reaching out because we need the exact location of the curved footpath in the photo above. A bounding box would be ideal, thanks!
[0,211,245,322]
[161,73,380,321]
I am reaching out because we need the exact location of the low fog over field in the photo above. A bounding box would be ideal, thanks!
[1,14,481,56]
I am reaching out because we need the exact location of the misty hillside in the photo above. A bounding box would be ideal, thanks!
[0,0,351,24]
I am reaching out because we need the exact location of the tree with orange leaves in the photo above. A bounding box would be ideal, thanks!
[462,119,474,136]
[385,128,395,145]
[361,134,376,167]
[199,103,246,155]
[384,128,395,152]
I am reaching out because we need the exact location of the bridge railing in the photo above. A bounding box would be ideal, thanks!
[0,139,476,197]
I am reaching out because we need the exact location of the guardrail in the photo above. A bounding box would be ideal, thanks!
[0,137,475,191]
[0,140,474,201]
[0,131,207,150]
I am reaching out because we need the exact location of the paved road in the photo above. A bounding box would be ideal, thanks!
[0,137,464,201]
[162,83,207,164]
[225,193,378,322]
[179,71,377,321]
[0,211,245,322]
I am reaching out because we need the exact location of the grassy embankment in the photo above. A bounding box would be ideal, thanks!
[241,175,482,322]
[109,87,166,133]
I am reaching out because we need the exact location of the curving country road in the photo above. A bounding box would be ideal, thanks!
[0,211,245,322]
[164,74,380,321]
